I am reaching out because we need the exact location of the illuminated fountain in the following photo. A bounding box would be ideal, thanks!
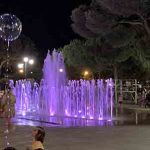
[12,50,114,121]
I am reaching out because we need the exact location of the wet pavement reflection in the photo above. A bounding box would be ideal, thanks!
[114,106,150,125]
[7,105,150,127]
[1,105,150,150]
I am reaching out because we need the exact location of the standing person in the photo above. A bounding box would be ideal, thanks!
[118,94,123,106]
[2,87,16,124]
[27,126,45,150]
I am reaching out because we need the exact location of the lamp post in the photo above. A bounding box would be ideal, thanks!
[23,57,28,79]
[23,57,34,79]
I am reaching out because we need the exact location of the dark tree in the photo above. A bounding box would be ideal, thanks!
[69,0,150,79]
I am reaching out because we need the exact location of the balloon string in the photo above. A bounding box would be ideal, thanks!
[4,119,10,147]
[6,40,10,84]
[3,40,11,147]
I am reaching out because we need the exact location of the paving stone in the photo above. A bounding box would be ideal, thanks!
[1,117,150,150]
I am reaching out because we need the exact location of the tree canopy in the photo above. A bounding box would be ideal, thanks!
[71,0,150,38]
[64,0,150,79]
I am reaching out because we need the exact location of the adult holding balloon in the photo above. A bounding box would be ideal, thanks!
[0,13,22,148]
[0,13,22,118]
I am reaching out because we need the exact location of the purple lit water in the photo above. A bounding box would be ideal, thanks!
[11,50,114,121]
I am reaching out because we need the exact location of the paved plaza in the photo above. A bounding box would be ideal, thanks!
[1,105,150,150]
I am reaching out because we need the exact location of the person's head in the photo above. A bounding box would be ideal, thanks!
[4,147,17,150]
[32,126,45,143]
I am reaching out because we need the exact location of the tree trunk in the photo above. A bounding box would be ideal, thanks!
[113,64,118,80]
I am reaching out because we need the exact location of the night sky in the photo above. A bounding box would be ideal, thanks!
[0,0,91,55]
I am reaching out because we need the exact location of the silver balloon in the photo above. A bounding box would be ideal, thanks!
[0,13,22,41]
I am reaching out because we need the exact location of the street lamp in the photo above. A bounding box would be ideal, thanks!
[23,57,34,79]
[18,63,24,69]
[83,70,89,79]
[18,63,24,75]
[84,71,89,76]
[29,59,34,65]
[23,57,29,63]
[19,69,24,73]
